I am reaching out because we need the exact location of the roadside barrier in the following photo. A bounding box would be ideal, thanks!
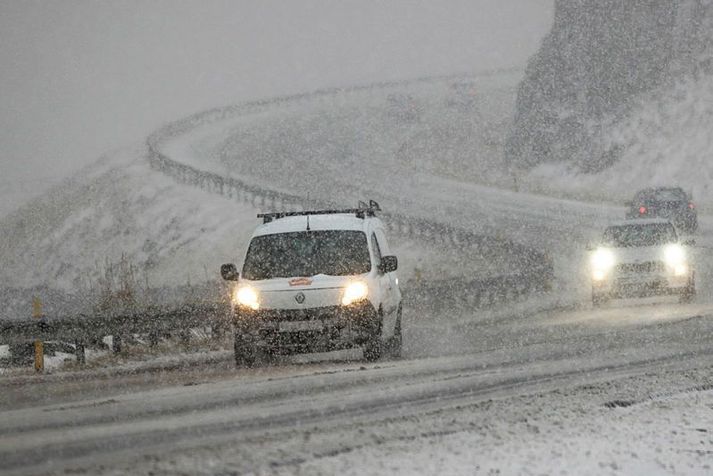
[0,302,228,369]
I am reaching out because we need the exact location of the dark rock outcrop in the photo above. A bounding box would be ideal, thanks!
[507,0,713,172]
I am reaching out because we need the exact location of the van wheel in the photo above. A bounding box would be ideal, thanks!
[363,311,383,362]
[389,305,403,358]
[234,333,257,367]
[680,277,696,304]
[363,334,382,362]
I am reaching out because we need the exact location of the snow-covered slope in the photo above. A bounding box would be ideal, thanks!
[0,146,258,292]
[0,144,447,317]
[0,72,526,307]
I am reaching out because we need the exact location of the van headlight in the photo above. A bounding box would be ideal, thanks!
[674,264,689,277]
[591,247,615,280]
[341,281,368,306]
[233,286,260,310]
[664,244,686,268]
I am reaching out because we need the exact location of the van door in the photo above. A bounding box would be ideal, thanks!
[373,228,398,337]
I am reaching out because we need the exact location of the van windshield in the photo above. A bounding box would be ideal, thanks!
[602,223,677,248]
[242,230,371,280]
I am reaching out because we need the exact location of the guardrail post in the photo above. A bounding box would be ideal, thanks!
[112,335,122,354]
[75,341,86,365]
[148,330,159,348]
[179,328,191,347]
[32,297,44,373]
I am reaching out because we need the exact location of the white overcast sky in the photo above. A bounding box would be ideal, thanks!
[0,0,553,197]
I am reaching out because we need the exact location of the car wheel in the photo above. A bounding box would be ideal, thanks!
[389,305,403,358]
[592,289,609,308]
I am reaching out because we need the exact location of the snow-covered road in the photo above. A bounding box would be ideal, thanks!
[3,301,713,475]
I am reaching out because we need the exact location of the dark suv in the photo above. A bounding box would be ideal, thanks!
[626,187,697,234]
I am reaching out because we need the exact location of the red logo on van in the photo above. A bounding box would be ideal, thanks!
[289,277,313,287]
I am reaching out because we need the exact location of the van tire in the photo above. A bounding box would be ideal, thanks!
[363,311,383,362]
[234,333,257,368]
[680,276,696,304]
[389,305,403,358]
[363,336,382,362]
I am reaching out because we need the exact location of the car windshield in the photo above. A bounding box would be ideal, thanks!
[242,230,371,280]
[653,189,686,201]
[637,188,686,202]
[602,224,677,248]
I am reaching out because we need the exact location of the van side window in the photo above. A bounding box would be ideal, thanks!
[375,229,390,255]
[371,232,382,270]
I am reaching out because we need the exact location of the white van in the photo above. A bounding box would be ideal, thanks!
[221,201,402,366]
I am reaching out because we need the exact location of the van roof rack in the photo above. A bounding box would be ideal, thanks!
[258,200,381,224]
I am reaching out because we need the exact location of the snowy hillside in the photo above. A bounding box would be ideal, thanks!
[0,147,259,293]
[0,143,455,316]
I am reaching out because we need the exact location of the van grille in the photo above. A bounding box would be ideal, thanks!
[616,262,665,274]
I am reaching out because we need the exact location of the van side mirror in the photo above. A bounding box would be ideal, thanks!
[379,255,398,273]
[220,263,240,281]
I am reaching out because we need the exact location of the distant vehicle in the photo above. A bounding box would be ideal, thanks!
[590,219,695,307]
[386,93,420,122]
[221,201,402,366]
[445,80,478,111]
[626,187,697,234]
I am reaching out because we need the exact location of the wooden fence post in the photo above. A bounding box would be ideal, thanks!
[32,297,44,373]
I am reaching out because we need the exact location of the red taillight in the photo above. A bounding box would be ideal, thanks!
[688,202,695,210]
[639,206,647,215]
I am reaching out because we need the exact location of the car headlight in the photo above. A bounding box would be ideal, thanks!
[664,244,686,268]
[341,281,368,306]
[592,269,608,282]
[233,286,260,310]
[591,248,616,273]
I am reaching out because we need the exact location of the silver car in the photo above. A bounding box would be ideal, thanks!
[590,219,696,306]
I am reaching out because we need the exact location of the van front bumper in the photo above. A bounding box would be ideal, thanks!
[232,301,379,355]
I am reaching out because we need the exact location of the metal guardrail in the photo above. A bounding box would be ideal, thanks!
[405,272,553,313]
[0,302,229,365]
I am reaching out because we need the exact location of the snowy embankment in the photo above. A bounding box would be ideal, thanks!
[0,147,257,293]
[0,72,519,303]
[525,74,713,208]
